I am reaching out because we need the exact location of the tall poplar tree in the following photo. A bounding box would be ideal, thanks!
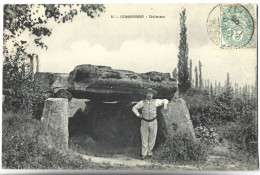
[224,73,234,102]
[172,68,178,80]
[215,80,217,95]
[218,82,221,94]
[189,59,192,87]
[199,60,203,88]
[194,66,198,88]
[239,87,242,98]
[177,8,190,93]
[234,83,239,98]
[210,82,213,96]
[248,84,251,100]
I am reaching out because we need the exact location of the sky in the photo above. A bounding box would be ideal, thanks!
[24,4,257,87]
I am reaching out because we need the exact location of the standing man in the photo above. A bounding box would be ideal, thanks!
[132,88,168,159]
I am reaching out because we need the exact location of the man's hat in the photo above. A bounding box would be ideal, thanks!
[146,88,157,95]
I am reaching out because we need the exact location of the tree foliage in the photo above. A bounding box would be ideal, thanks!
[210,82,213,96]
[172,68,178,80]
[3,4,105,113]
[177,8,191,93]
[195,66,198,88]
[189,59,192,87]
[199,60,203,88]
[155,133,207,163]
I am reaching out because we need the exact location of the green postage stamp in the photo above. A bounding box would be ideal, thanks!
[220,4,256,48]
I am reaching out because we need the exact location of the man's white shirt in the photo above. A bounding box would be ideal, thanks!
[132,99,169,117]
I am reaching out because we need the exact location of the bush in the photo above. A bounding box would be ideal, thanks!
[154,133,208,164]
[213,92,240,122]
[195,125,218,144]
[183,88,257,157]
[183,88,243,127]
[1,111,116,169]
[3,82,48,120]
[3,45,48,119]
[183,88,215,127]
[224,119,258,156]
[2,111,43,168]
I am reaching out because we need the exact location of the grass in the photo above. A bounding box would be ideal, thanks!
[1,111,130,170]
[153,133,208,164]
[2,111,258,170]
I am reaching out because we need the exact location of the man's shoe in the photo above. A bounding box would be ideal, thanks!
[141,156,146,160]
[147,154,154,157]
[147,152,154,157]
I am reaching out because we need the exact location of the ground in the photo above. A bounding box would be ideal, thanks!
[69,135,258,171]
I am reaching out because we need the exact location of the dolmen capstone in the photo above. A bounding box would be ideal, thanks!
[35,64,177,101]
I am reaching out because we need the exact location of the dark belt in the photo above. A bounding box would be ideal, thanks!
[142,117,157,122]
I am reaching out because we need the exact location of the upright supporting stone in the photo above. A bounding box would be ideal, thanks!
[41,98,69,150]
[161,98,196,141]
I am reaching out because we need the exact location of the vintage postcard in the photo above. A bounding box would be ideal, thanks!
[1,3,258,172]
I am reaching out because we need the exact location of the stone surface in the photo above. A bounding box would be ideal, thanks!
[68,98,90,118]
[34,72,68,91]
[35,64,177,102]
[34,72,69,95]
[68,64,177,101]
[68,98,196,148]
[53,89,73,101]
[160,98,196,141]
[51,73,70,93]
[41,98,69,149]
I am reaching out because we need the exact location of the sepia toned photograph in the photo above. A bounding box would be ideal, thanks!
[1,2,258,172]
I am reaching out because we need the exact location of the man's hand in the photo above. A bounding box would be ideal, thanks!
[163,105,167,110]
[138,114,143,118]
[172,97,177,103]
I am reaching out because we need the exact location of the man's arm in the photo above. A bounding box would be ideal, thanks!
[155,99,169,109]
[132,100,143,117]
